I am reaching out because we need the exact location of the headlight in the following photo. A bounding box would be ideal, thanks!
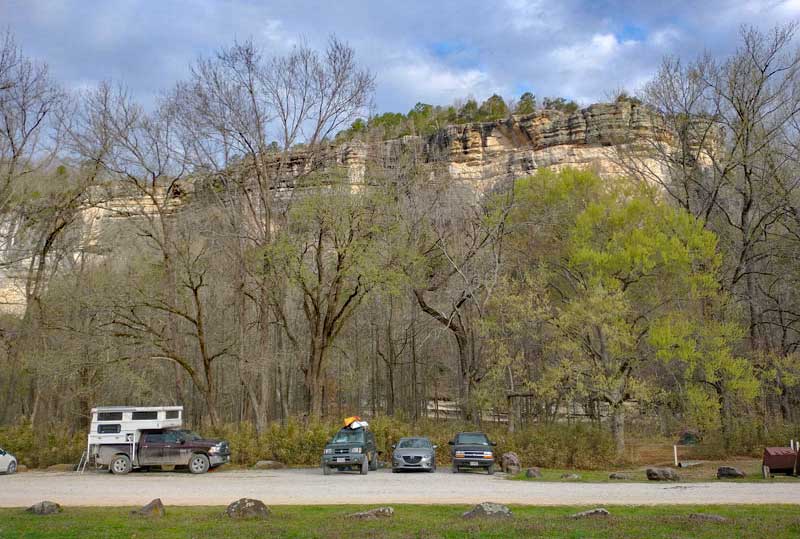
[483,451,493,459]
[350,447,362,454]
[421,455,431,461]
[455,451,465,458]
[324,448,333,454]
[209,446,219,454]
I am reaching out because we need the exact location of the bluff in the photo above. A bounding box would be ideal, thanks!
[0,101,666,313]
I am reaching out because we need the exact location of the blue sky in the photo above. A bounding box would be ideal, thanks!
[3,0,799,114]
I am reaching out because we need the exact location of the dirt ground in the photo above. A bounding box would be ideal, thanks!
[1,467,799,507]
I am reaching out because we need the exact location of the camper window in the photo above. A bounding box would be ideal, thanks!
[132,411,158,420]
[98,424,121,434]
[97,412,123,421]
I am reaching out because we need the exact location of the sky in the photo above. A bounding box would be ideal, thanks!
[3,0,800,115]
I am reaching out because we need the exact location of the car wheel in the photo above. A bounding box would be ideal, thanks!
[360,457,368,475]
[322,464,332,476]
[110,454,131,475]
[487,464,495,475]
[369,452,378,471]
[189,453,210,474]
[7,461,16,474]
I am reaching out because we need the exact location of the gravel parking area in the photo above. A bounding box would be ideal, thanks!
[1,468,798,507]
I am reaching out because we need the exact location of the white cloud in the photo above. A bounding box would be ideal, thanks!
[550,33,638,73]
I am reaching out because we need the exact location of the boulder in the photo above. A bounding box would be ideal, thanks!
[347,507,394,519]
[646,468,680,481]
[716,466,745,479]
[26,501,62,515]
[500,452,521,474]
[560,473,581,480]
[225,498,270,519]
[131,498,165,518]
[462,502,513,519]
[689,513,728,523]
[525,467,542,479]
[609,473,630,480]
[570,508,610,519]
[253,460,286,470]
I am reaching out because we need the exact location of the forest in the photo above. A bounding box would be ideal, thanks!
[1,23,800,467]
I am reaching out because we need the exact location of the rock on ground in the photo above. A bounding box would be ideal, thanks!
[609,473,629,480]
[570,508,610,519]
[646,468,680,481]
[525,467,542,478]
[26,501,62,515]
[225,498,270,519]
[717,466,745,479]
[561,473,581,480]
[689,513,728,523]
[462,502,513,519]
[16,464,28,473]
[253,460,286,470]
[347,507,394,519]
[500,453,521,474]
[131,498,165,518]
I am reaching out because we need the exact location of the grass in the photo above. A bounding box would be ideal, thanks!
[1,505,799,539]
[509,457,800,482]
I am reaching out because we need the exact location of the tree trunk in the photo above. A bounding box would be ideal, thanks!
[610,402,625,458]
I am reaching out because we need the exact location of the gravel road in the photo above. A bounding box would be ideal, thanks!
[1,468,798,507]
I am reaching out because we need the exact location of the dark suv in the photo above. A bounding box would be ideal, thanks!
[321,426,378,475]
[448,432,497,474]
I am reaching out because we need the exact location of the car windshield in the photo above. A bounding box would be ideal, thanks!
[178,430,202,441]
[456,433,490,445]
[397,438,431,449]
[332,428,365,443]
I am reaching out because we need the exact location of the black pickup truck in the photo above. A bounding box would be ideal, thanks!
[97,429,230,475]
[449,432,497,474]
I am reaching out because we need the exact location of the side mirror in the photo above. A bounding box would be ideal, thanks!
[180,439,186,445]
[391,444,396,450]
[433,445,438,450]
[491,441,497,446]
[448,440,454,445]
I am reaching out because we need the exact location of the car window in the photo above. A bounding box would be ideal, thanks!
[332,428,365,443]
[145,433,165,443]
[163,431,181,443]
[398,438,431,449]
[0,449,5,455]
[456,433,490,445]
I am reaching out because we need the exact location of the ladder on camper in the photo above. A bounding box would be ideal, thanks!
[77,450,88,473]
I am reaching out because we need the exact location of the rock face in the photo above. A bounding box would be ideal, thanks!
[26,501,62,515]
[500,452,521,474]
[254,460,286,470]
[347,507,394,519]
[225,498,270,519]
[716,466,745,479]
[462,502,513,519]
[525,467,542,478]
[646,468,680,481]
[570,508,610,519]
[131,498,165,518]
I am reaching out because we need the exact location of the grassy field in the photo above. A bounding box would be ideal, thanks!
[2,505,799,539]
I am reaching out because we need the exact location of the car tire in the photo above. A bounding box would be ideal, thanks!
[369,452,378,471]
[487,464,494,475]
[110,454,131,475]
[7,461,16,474]
[322,464,332,476]
[360,457,368,475]
[189,453,210,474]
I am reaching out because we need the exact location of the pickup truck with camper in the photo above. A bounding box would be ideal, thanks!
[449,431,497,474]
[87,405,230,475]
[321,416,379,475]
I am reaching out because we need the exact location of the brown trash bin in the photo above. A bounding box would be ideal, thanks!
[762,447,798,477]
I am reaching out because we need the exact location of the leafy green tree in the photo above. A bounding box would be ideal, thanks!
[478,94,509,121]
[457,99,479,123]
[497,169,728,455]
[542,97,579,114]
[515,92,537,115]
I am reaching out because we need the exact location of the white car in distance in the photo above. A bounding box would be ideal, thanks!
[0,446,17,474]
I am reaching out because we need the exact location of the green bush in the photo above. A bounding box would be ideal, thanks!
[0,421,84,468]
